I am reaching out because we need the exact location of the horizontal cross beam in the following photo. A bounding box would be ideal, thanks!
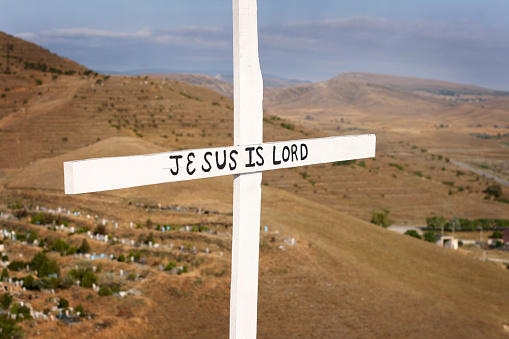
[64,134,376,195]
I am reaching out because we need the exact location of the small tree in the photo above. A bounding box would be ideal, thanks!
[370,210,392,228]
[39,259,60,278]
[26,230,38,243]
[425,216,447,230]
[52,238,69,253]
[1,268,9,280]
[23,275,35,290]
[58,297,69,309]
[81,272,98,288]
[0,293,13,309]
[117,254,125,262]
[78,239,90,254]
[491,231,504,239]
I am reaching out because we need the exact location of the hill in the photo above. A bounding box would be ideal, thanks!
[144,73,234,99]
[1,34,509,338]
[144,73,311,99]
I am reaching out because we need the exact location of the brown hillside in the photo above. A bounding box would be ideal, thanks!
[0,31,89,75]
[146,73,234,99]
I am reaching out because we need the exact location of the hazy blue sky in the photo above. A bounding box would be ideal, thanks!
[2,0,509,90]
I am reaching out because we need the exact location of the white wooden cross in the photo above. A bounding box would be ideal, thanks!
[63,1,375,338]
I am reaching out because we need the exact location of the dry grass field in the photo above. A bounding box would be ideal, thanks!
[1,31,509,338]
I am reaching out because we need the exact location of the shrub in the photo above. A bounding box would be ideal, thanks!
[81,272,98,288]
[389,163,404,171]
[1,268,9,280]
[404,230,422,240]
[424,231,436,243]
[0,314,22,337]
[99,285,112,296]
[491,231,504,239]
[39,260,60,278]
[66,246,77,256]
[484,184,502,198]
[0,293,13,309]
[332,160,356,166]
[165,262,176,271]
[118,254,126,262]
[52,238,69,253]
[26,230,38,243]
[280,122,295,131]
[23,275,35,289]
[58,298,69,309]
[370,210,392,228]
[76,304,85,316]
[7,261,26,272]
[30,252,49,272]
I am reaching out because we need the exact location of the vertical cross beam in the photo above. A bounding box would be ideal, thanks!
[231,1,263,338]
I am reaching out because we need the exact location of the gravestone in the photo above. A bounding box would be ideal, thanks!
[62,1,375,338]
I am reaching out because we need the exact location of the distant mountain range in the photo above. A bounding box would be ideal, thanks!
[138,72,310,98]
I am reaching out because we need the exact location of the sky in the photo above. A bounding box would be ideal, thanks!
[2,0,509,90]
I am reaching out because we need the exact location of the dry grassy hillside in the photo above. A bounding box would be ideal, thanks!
[263,72,509,224]
[1,36,509,338]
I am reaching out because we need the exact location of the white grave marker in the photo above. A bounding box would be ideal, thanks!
[62,1,375,338]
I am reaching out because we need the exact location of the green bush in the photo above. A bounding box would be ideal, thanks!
[118,254,126,262]
[81,272,98,288]
[280,122,295,131]
[98,285,112,296]
[0,314,22,337]
[389,163,404,171]
[1,268,9,280]
[404,230,422,239]
[332,160,356,166]
[58,298,69,309]
[0,293,13,309]
[484,184,502,198]
[23,275,36,290]
[165,262,176,271]
[76,304,85,316]
[30,252,49,272]
[370,210,392,228]
[10,304,32,321]
[26,230,38,243]
[423,231,436,243]
[52,238,69,253]
[7,261,26,272]
[491,231,504,239]
[39,259,60,278]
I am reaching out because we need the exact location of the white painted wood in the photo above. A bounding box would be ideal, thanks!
[231,0,263,338]
[63,135,376,194]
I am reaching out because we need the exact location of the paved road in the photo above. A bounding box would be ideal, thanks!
[451,159,509,187]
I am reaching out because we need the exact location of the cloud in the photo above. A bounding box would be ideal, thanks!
[15,17,509,89]
[258,17,509,88]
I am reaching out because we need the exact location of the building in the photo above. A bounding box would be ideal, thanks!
[436,236,458,250]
